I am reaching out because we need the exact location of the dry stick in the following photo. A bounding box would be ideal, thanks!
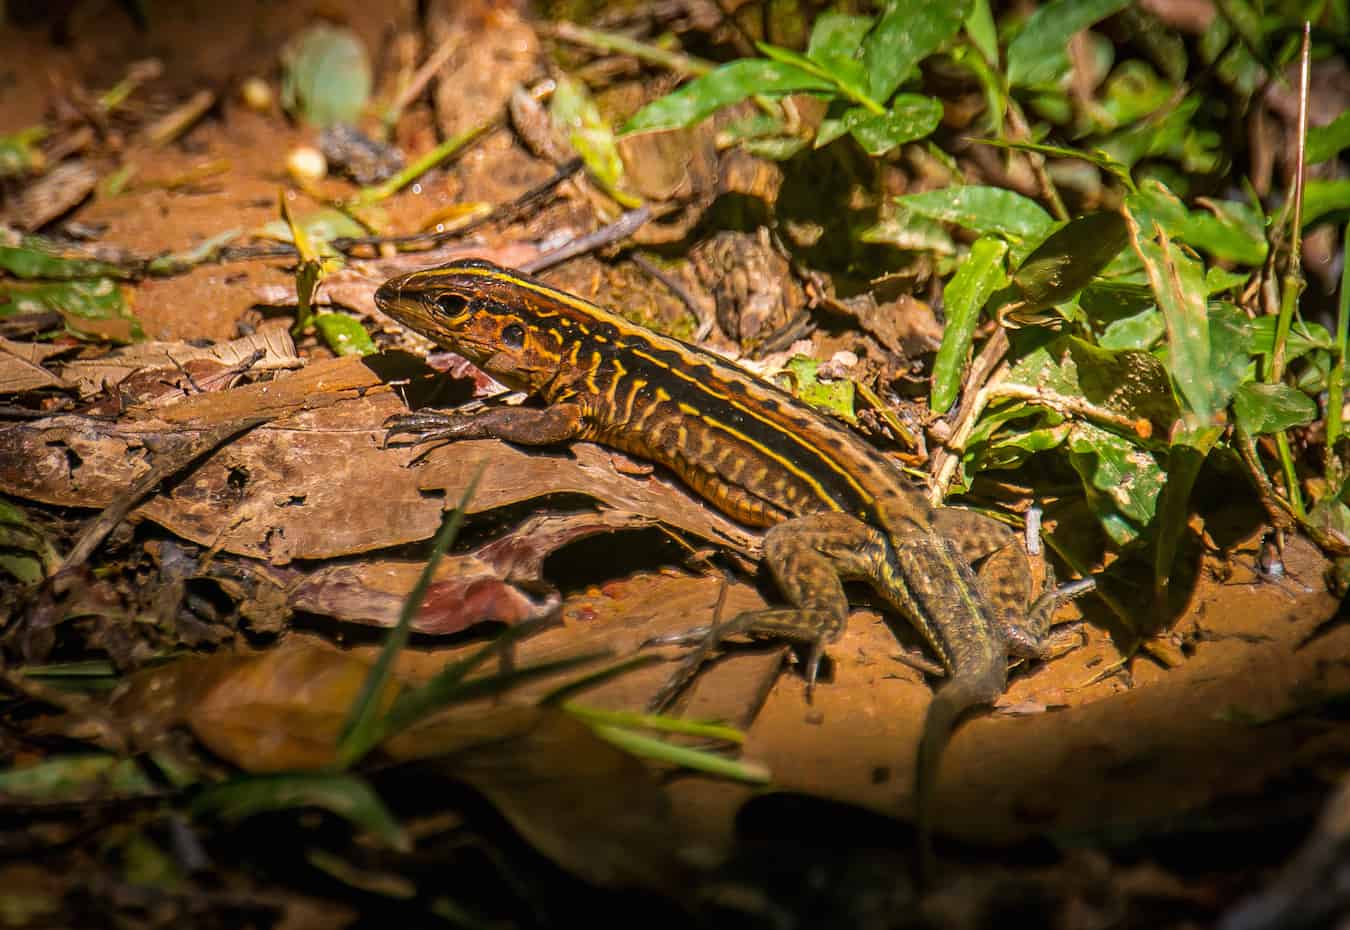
[520,205,652,274]
[55,413,275,574]
[387,32,463,122]
[928,328,1010,506]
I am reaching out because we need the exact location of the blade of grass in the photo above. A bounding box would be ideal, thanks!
[1326,217,1349,483]
[562,702,745,744]
[1267,23,1311,518]
[587,724,770,782]
[353,119,495,205]
[337,468,482,767]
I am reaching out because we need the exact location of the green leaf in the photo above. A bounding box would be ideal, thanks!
[1303,179,1350,227]
[1307,109,1350,165]
[964,0,999,66]
[0,755,154,799]
[550,75,641,208]
[1011,211,1131,316]
[1127,181,1266,265]
[1249,316,1334,362]
[931,236,1007,413]
[1067,421,1165,544]
[1204,301,1253,412]
[806,12,872,90]
[859,208,956,253]
[280,24,371,128]
[192,773,409,851]
[1006,0,1131,87]
[0,231,135,280]
[622,60,835,134]
[1099,308,1164,350]
[895,186,1055,251]
[314,312,377,357]
[863,0,972,103]
[1154,424,1222,591]
[969,137,1134,189]
[1129,210,1214,421]
[0,278,142,343]
[842,96,944,155]
[779,356,857,422]
[256,207,368,250]
[1231,383,1318,435]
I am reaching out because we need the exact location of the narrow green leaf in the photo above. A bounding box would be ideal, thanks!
[895,185,1055,247]
[1129,211,1214,421]
[1154,425,1222,592]
[550,75,641,208]
[964,0,999,66]
[1006,0,1131,87]
[0,755,154,799]
[863,0,972,103]
[931,236,1008,413]
[844,96,944,155]
[969,136,1134,190]
[622,60,834,134]
[1307,110,1350,164]
[1303,179,1350,228]
[338,473,481,767]
[192,773,409,851]
[1231,383,1318,435]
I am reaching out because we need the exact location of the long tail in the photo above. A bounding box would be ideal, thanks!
[915,669,1003,882]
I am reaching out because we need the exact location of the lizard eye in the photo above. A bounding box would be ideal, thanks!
[435,293,469,317]
[501,323,526,348]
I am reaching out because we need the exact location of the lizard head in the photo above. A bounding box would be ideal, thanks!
[375,259,569,394]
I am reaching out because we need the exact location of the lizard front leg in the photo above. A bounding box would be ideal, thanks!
[385,403,587,447]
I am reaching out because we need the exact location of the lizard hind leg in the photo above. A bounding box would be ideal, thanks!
[646,513,891,711]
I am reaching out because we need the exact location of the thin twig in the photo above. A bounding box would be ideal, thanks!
[630,253,715,340]
[520,205,652,273]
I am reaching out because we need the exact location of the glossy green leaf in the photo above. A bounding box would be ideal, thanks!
[1006,0,1131,87]
[280,24,372,128]
[622,60,834,134]
[805,13,871,92]
[1303,179,1350,228]
[1307,110,1350,164]
[1098,60,1173,127]
[863,0,971,103]
[1012,211,1131,315]
[931,236,1007,413]
[313,313,376,357]
[895,186,1055,250]
[970,137,1134,189]
[841,96,943,155]
[859,209,956,254]
[1232,383,1318,435]
[1130,209,1214,421]
[192,773,409,851]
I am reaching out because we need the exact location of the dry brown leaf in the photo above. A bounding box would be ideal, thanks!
[0,337,69,393]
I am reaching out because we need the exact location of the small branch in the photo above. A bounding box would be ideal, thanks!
[520,206,652,273]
